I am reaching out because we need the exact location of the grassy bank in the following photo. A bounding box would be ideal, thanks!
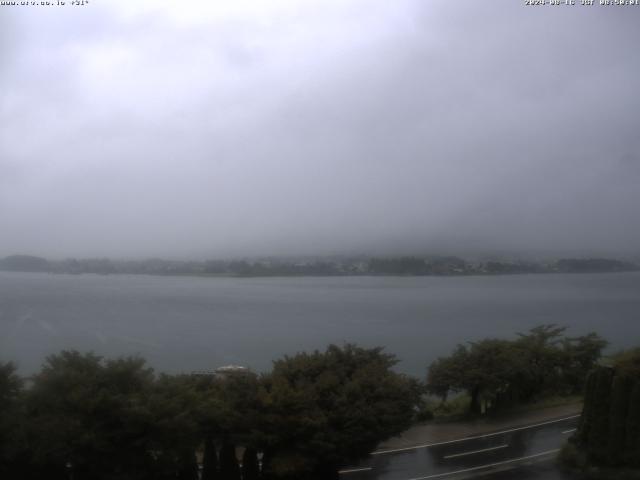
[559,443,640,480]
[417,394,583,424]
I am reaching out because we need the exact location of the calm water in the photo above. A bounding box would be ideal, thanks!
[1,271,639,377]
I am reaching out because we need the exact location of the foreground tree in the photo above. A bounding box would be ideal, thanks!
[261,344,419,479]
[427,339,522,413]
[219,443,241,480]
[0,362,25,479]
[201,436,219,480]
[22,351,179,480]
[193,368,263,479]
[569,348,640,470]
[427,325,607,414]
[145,374,202,479]
[242,447,260,480]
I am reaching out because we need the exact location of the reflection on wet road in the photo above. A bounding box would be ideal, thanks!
[339,416,579,480]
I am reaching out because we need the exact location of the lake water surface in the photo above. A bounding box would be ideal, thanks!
[1,271,639,377]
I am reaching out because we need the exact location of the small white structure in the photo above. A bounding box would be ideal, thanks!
[191,365,251,379]
[215,365,249,375]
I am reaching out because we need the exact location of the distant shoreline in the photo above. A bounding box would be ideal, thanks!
[1,254,638,279]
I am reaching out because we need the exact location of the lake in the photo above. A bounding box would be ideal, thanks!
[1,271,639,377]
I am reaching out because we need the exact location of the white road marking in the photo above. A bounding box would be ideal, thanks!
[407,449,560,480]
[562,428,577,434]
[338,467,373,474]
[371,414,580,455]
[443,444,508,459]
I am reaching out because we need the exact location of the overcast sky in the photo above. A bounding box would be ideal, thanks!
[1,0,639,260]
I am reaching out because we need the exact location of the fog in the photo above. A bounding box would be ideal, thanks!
[1,0,639,260]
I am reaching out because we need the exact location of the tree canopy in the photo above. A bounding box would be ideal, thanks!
[0,330,610,479]
[261,344,419,478]
[426,325,607,414]
[572,348,640,468]
[0,344,418,480]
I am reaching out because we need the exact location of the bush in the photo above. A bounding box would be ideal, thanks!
[415,407,434,422]
[558,443,587,470]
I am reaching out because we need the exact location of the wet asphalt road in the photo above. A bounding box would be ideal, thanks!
[339,416,580,480]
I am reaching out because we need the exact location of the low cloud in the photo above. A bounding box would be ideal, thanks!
[1,0,639,259]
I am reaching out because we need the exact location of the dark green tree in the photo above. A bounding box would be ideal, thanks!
[177,450,199,480]
[24,352,160,479]
[573,349,640,469]
[426,347,466,403]
[0,362,25,479]
[427,326,607,415]
[586,367,615,462]
[514,325,567,399]
[427,339,523,414]
[241,447,260,480]
[262,344,418,478]
[578,369,598,444]
[561,332,608,394]
[193,370,262,461]
[606,373,635,464]
[219,443,241,480]
[624,382,640,467]
[201,437,219,480]
[618,349,640,467]
[145,374,201,478]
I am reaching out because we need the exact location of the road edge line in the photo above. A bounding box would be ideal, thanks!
[407,449,560,480]
[372,414,580,455]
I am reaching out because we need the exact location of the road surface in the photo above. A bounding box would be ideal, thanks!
[339,415,579,480]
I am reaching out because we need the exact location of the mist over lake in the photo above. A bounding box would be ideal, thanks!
[1,271,639,377]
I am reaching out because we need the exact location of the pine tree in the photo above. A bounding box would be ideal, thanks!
[241,448,260,480]
[606,374,634,464]
[219,443,240,480]
[585,367,614,463]
[577,369,597,444]
[624,381,640,467]
[177,450,199,480]
[202,437,218,480]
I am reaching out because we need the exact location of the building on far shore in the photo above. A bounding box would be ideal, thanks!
[191,365,251,379]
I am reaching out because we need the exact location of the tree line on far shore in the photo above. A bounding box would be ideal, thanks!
[0,325,609,479]
[1,253,637,277]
